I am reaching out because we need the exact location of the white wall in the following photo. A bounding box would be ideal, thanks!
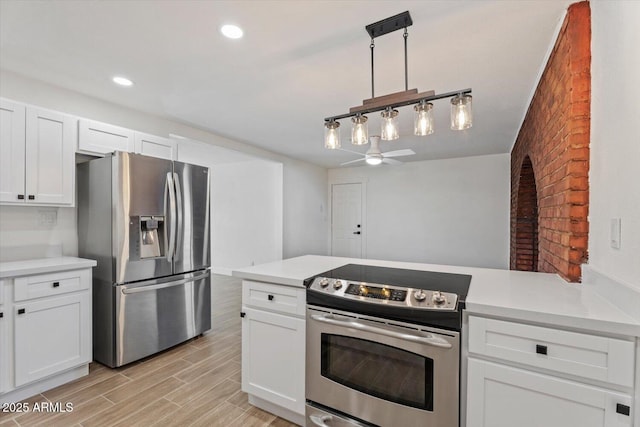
[211,161,283,273]
[329,154,510,269]
[284,158,329,259]
[589,1,640,290]
[0,70,329,263]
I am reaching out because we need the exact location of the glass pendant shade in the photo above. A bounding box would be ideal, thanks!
[414,102,434,136]
[381,108,400,141]
[324,121,341,149]
[351,115,369,145]
[450,94,473,130]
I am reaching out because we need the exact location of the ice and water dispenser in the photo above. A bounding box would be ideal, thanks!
[138,216,165,259]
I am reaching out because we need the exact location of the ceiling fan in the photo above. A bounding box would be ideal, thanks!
[340,136,415,166]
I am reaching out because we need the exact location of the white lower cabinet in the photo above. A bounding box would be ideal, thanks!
[241,280,306,424]
[0,267,93,403]
[241,307,305,413]
[467,315,635,427]
[0,280,7,394]
[467,358,632,427]
[14,292,90,387]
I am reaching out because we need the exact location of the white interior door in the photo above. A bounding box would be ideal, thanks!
[331,183,363,258]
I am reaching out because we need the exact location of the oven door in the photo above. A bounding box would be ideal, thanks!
[306,306,459,427]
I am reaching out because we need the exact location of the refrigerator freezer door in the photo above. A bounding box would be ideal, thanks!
[114,152,173,284]
[173,161,211,274]
[113,270,211,367]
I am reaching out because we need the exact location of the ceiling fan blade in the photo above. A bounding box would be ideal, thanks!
[341,158,366,166]
[382,149,416,158]
[382,158,403,165]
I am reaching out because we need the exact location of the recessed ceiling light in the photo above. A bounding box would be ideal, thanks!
[112,76,133,87]
[220,24,243,39]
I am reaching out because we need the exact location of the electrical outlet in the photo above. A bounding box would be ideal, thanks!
[38,209,57,227]
[610,218,621,249]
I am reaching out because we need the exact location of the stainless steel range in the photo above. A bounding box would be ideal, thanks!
[305,264,471,427]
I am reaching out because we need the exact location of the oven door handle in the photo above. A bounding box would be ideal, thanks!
[310,314,453,349]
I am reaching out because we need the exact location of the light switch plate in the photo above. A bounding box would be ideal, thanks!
[610,218,621,249]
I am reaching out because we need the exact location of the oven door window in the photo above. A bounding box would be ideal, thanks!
[321,334,434,411]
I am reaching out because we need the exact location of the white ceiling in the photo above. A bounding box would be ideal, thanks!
[0,0,573,168]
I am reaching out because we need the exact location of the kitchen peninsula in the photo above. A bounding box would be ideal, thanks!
[234,255,640,427]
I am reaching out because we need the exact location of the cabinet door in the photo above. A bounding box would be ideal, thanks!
[134,132,177,160]
[25,108,76,205]
[78,119,134,155]
[467,358,633,427]
[14,292,91,387]
[0,99,26,203]
[241,307,305,415]
[0,283,6,394]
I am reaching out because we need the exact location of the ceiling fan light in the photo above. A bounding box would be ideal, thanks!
[451,94,472,130]
[366,155,383,165]
[351,115,369,145]
[324,121,341,149]
[381,108,399,141]
[414,102,434,136]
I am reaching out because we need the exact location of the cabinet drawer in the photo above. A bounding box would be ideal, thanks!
[468,316,635,387]
[242,280,305,316]
[14,269,90,301]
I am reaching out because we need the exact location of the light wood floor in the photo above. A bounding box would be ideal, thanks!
[0,274,298,427]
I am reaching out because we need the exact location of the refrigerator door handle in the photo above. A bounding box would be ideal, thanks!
[166,172,177,262]
[121,272,209,294]
[173,172,183,259]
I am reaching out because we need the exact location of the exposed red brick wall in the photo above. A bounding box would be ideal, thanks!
[510,1,591,282]
[513,156,539,271]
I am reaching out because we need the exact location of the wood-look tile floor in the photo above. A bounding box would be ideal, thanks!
[0,274,298,427]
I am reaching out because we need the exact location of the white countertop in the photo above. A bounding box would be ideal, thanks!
[0,257,97,279]
[233,255,640,337]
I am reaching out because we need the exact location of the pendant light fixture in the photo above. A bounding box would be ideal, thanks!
[323,11,472,153]
[351,114,369,145]
[450,94,473,130]
[381,108,399,140]
[414,101,434,135]
[324,120,340,149]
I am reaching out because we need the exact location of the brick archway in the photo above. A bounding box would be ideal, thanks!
[513,156,538,271]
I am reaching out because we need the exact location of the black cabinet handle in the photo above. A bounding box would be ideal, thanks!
[353,231,361,235]
[17,194,25,200]
[0,312,3,318]
[268,294,274,301]
[616,404,630,416]
[18,308,25,315]
[536,344,547,355]
[52,282,60,288]
[240,312,246,318]
[28,195,35,200]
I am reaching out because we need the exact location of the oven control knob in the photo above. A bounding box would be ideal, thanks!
[333,280,343,290]
[432,291,446,305]
[319,278,329,288]
[413,290,427,302]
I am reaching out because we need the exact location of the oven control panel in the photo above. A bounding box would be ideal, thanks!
[309,276,458,310]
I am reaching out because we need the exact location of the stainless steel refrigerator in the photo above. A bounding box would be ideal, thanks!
[77,151,211,367]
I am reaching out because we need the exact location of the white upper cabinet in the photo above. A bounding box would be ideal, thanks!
[134,132,177,160]
[78,119,177,160]
[78,119,134,155]
[0,99,75,206]
[0,99,26,203]
[25,108,76,205]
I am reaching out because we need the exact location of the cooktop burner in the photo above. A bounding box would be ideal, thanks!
[304,264,472,331]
